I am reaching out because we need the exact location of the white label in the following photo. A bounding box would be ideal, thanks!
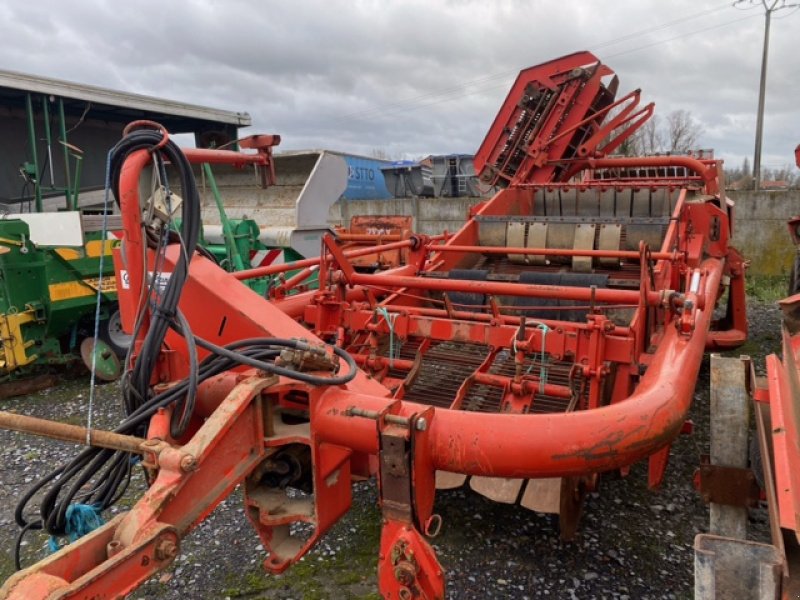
[118,270,171,293]
[149,272,172,294]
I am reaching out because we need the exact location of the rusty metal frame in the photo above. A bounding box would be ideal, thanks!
[0,50,752,599]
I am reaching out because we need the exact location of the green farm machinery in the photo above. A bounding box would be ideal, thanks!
[0,212,127,388]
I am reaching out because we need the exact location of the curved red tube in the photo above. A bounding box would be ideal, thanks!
[585,156,717,188]
[314,257,722,478]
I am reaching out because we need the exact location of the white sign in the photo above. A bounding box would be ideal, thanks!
[119,270,171,293]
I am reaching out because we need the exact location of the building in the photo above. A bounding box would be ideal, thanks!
[0,69,251,210]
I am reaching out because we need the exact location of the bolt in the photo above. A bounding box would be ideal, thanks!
[106,540,122,558]
[415,417,428,432]
[394,563,416,587]
[180,455,197,472]
[155,539,178,561]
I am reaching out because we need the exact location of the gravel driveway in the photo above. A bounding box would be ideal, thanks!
[0,300,781,599]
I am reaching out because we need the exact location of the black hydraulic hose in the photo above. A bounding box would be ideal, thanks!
[109,132,201,435]
[13,128,359,570]
[190,336,358,387]
[14,339,355,548]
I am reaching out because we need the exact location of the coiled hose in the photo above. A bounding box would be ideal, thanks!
[13,129,357,569]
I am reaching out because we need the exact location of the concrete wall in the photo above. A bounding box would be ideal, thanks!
[729,190,800,277]
[330,190,800,277]
[329,196,478,237]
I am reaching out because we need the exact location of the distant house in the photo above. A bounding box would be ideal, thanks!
[760,180,790,191]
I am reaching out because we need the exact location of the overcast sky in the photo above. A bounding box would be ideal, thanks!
[0,0,797,172]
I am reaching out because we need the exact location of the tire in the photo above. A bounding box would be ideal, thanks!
[749,435,765,493]
[100,307,133,358]
[789,248,800,296]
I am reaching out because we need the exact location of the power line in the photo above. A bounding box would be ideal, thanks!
[330,2,733,124]
[733,0,800,190]
[605,13,757,59]
[332,11,760,126]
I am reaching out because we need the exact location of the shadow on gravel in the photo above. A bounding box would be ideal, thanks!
[0,301,782,599]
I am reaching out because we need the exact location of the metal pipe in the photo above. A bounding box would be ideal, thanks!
[274,265,317,294]
[182,147,266,166]
[118,149,152,314]
[753,5,772,191]
[40,96,55,188]
[584,156,715,185]
[314,257,724,477]
[58,98,73,210]
[347,271,660,305]
[24,94,43,213]
[0,410,146,454]
[233,239,416,280]
[431,244,678,261]
[689,269,702,294]
[270,265,419,318]
[72,154,82,206]
[364,303,631,335]
[202,163,245,272]
[472,371,572,398]
[336,233,404,242]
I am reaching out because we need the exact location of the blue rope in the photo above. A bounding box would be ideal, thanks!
[524,322,550,394]
[86,149,113,445]
[48,504,105,552]
[375,307,398,367]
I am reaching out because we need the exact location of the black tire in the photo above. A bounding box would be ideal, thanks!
[99,307,133,358]
[749,434,765,493]
[789,248,800,296]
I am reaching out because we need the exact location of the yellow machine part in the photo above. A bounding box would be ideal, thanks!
[0,239,119,374]
[47,278,117,302]
[0,310,38,370]
[53,240,115,261]
[50,243,118,303]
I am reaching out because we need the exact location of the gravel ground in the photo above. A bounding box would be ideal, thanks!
[0,300,781,599]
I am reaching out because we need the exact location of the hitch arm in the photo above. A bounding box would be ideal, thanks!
[1,375,275,600]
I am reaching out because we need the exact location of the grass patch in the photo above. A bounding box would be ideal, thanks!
[0,550,16,584]
[224,499,382,599]
[746,275,788,303]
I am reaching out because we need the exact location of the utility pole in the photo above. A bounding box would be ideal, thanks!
[734,0,798,191]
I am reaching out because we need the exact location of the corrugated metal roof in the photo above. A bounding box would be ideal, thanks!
[0,68,251,127]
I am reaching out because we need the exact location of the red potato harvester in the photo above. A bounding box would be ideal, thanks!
[0,51,747,599]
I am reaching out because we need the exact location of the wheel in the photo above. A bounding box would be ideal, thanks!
[79,337,122,382]
[789,248,800,296]
[100,307,133,358]
[749,435,765,492]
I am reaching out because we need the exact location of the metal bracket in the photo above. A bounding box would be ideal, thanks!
[696,455,761,508]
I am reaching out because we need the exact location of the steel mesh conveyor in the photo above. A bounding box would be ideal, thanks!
[375,339,581,414]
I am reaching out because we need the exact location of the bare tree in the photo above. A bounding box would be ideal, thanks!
[371,147,392,160]
[619,110,704,156]
[625,114,664,155]
[768,166,797,186]
[665,110,704,153]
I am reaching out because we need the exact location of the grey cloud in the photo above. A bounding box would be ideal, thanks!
[0,0,796,167]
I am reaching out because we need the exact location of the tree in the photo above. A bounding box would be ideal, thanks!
[620,110,704,156]
[371,147,392,160]
[665,109,704,153]
[630,114,664,155]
